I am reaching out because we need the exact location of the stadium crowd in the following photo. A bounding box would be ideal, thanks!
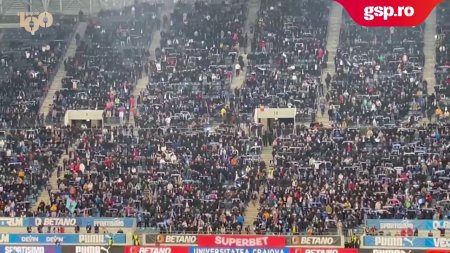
[0,16,76,217]
[330,15,428,127]
[35,0,258,234]
[0,127,67,217]
[0,17,76,128]
[255,123,450,235]
[239,0,328,123]
[0,0,448,238]
[435,1,450,121]
[49,3,159,124]
[135,0,246,128]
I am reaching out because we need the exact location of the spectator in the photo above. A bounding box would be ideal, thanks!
[50,3,159,124]
[330,13,425,127]
[0,17,76,128]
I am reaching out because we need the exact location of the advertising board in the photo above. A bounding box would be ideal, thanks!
[364,236,450,249]
[0,217,135,228]
[124,246,190,253]
[290,249,359,253]
[190,248,289,253]
[365,220,450,231]
[144,234,197,245]
[0,233,126,245]
[0,245,62,253]
[197,235,286,248]
[62,246,125,253]
[286,236,343,247]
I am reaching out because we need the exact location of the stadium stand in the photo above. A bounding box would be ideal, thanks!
[435,0,450,122]
[0,0,449,247]
[0,17,76,129]
[48,3,159,125]
[0,17,77,223]
[330,13,426,127]
[238,0,328,124]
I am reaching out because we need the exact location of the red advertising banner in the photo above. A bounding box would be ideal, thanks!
[290,249,359,253]
[197,235,286,248]
[124,246,190,253]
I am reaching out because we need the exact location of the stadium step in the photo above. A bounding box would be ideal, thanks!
[39,22,88,120]
[229,0,260,91]
[423,8,437,95]
[129,3,174,126]
[2,0,44,14]
[231,59,247,91]
[31,145,75,212]
[238,0,261,234]
[242,145,271,234]
[318,2,343,127]
[242,199,259,234]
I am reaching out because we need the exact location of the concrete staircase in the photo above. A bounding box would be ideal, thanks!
[315,2,343,128]
[34,22,87,209]
[242,197,259,234]
[230,0,260,91]
[242,145,271,234]
[1,0,44,14]
[423,9,437,95]
[128,3,174,126]
[32,147,75,211]
[39,22,88,120]
[238,0,262,234]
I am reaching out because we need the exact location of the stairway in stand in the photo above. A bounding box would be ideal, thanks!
[315,2,343,128]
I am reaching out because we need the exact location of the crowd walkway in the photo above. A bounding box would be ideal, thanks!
[39,22,88,119]
[424,9,437,95]
[239,0,262,234]
[315,2,343,127]
[128,3,175,126]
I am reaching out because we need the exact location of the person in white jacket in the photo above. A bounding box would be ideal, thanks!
[235,63,241,76]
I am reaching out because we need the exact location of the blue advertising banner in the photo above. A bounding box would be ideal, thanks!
[189,248,290,253]
[0,217,135,228]
[363,236,450,249]
[0,245,62,253]
[365,219,450,230]
[0,233,126,245]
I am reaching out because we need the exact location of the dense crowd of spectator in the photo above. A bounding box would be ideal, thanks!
[330,14,426,127]
[435,0,450,121]
[0,0,448,239]
[0,127,67,217]
[32,124,261,234]
[32,0,260,234]
[136,0,247,128]
[255,123,450,235]
[49,3,159,124]
[238,0,328,123]
[0,17,76,218]
[248,1,449,236]
[0,17,76,128]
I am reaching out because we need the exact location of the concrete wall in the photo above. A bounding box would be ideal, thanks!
[254,107,297,119]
